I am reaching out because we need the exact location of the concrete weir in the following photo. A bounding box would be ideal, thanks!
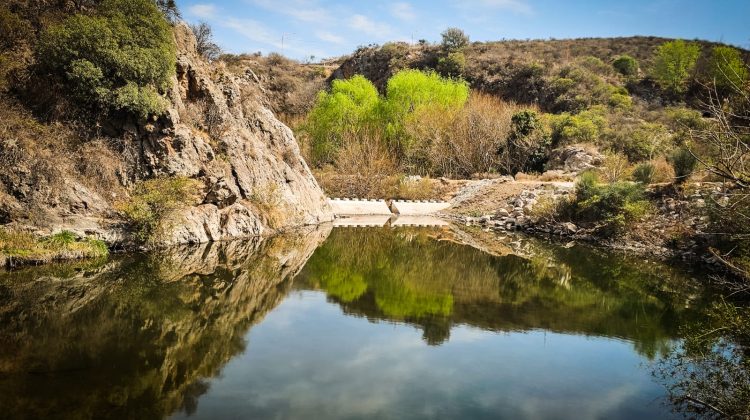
[328,199,392,216]
[327,198,451,216]
[389,200,452,216]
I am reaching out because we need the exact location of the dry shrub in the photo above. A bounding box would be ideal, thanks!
[598,152,632,183]
[396,177,437,200]
[406,93,523,178]
[76,139,126,197]
[528,193,572,223]
[651,157,676,183]
[539,170,576,182]
[250,182,285,228]
[327,136,400,198]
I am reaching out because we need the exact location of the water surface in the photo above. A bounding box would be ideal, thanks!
[0,225,709,419]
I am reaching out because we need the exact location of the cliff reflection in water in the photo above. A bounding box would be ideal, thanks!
[0,225,331,419]
[297,227,707,354]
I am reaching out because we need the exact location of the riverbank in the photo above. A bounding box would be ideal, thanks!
[440,176,722,269]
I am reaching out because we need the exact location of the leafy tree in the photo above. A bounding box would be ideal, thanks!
[37,0,176,118]
[304,75,381,164]
[383,69,469,154]
[440,27,469,52]
[613,55,638,76]
[190,21,222,62]
[707,45,749,91]
[384,69,469,120]
[651,40,701,95]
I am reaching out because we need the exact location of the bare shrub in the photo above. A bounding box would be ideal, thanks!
[598,152,632,183]
[406,93,523,178]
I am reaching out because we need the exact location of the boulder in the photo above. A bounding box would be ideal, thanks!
[546,145,604,173]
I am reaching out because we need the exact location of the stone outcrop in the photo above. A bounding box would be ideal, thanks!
[546,145,604,174]
[0,23,332,246]
[130,23,332,245]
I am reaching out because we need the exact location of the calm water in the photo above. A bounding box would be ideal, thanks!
[0,225,711,419]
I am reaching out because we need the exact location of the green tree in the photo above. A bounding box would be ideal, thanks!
[440,27,469,52]
[651,40,701,95]
[37,0,176,118]
[613,55,638,76]
[708,45,749,91]
[304,75,381,164]
[383,69,469,152]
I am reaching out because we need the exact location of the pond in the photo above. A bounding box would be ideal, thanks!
[0,225,713,419]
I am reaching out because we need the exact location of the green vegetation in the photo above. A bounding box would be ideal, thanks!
[36,0,176,117]
[304,69,469,170]
[708,45,749,91]
[437,51,466,77]
[548,172,651,237]
[117,177,201,244]
[0,229,108,266]
[305,75,380,164]
[669,147,697,183]
[650,40,701,95]
[631,162,655,184]
[612,55,638,76]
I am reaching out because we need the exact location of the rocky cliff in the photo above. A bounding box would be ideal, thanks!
[0,23,332,246]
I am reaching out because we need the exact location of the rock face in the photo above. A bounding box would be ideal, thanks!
[0,24,332,246]
[546,145,604,174]
[132,24,332,245]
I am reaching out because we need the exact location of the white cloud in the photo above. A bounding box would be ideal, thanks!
[187,3,218,19]
[316,31,346,45]
[475,0,533,14]
[247,0,332,23]
[348,14,395,39]
[224,18,279,48]
[391,2,416,21]
[223,17,328,57]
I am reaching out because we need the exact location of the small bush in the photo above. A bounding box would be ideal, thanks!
[548,106,608,144]
[631,158,676,184]
[651,157,676,183]
[612,55,638,76]
[118,177,201,244]
[620,122,670,162]
[437,51,466,77]
[569,171,650,236]
[669,147,697,183]
[632,162,655,184]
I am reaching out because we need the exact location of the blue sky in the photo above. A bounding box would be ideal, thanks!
[176,0,750,60]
